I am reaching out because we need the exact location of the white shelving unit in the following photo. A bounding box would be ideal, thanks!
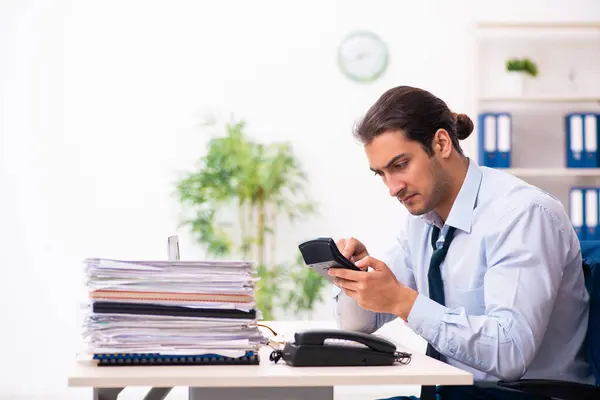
[473,22,600,40]
[469,21,600,208]
[479,96,600,103]
[475,22,600,30]
[506,168,600,177]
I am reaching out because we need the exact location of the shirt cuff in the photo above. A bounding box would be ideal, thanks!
[406,293,447,342]
[332,284,342,299]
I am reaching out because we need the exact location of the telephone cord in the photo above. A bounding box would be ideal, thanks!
[394,351,412,365]
[269,349,283,364]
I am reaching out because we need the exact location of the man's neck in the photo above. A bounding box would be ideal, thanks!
[435,156,469,222]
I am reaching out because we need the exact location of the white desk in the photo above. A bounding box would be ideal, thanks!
[68,320,473,400]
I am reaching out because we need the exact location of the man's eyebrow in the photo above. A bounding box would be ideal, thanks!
[370,153,408,172]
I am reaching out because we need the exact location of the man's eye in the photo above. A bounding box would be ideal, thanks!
[394,162,407,169]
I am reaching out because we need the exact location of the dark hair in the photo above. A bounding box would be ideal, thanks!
[353,86,473,156]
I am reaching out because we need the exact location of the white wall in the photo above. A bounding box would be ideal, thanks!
[1,0,599,398]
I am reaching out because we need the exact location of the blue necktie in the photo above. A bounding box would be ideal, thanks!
[421,224,457,400]
[426,225,457,325]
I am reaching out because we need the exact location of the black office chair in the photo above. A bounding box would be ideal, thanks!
[493,240,600,400]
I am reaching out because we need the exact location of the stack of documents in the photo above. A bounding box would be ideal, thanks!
[81,258,265,366]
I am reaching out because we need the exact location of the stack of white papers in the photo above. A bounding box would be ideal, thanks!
[81,258,266,363]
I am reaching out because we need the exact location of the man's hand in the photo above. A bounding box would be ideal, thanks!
[328,255,418,321]
[336,237,369,264]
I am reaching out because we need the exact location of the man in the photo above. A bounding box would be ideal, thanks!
[329,86,594,400]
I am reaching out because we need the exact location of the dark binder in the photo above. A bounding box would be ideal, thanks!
[92,301,256,319]
[93,351,259,366]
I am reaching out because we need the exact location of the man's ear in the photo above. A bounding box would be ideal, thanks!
[433,129,452,158]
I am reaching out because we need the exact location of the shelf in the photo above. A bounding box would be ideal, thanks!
[504,168,600,177]
[475,22,600,40]
[479,96,600,103]
[476,22,600,30]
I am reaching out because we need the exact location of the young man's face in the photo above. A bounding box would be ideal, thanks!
[364,130,449,216]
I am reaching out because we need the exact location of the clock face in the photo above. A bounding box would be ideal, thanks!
[338,31,389,83]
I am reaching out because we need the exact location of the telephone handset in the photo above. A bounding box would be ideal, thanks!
[270,329,412,367]
[296,329,396,353]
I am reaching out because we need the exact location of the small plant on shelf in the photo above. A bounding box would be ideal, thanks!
[506,57,538,77]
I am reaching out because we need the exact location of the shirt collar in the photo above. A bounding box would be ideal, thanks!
[422,158,483,234]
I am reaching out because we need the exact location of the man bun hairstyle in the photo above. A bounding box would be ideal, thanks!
[354,85,472,156]
[453,112,474,140]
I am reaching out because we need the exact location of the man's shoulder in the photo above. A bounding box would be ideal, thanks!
[478,168,565,213]
[479,167,567,221]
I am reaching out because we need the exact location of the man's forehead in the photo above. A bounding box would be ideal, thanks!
[365,131,413,152]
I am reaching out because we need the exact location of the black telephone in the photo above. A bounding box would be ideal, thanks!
[269,329,412,367]
[298,237,362,282]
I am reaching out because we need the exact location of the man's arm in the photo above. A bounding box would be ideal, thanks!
[406,203,578,381]
[334,233,416,333]
[333,287,386,333]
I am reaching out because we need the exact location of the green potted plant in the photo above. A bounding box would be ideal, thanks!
[174,117,326,320]
[506,57,538,77]
[503,57,538,96]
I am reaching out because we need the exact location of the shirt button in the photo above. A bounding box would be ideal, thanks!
[417,327,423,334]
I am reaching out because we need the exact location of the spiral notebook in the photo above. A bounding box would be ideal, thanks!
[93,351,260,366]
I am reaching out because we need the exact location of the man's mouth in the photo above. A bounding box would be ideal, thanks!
[399,194,416,203]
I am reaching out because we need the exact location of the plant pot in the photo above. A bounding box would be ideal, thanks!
[503,71,527,97]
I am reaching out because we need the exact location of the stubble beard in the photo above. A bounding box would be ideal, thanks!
[413,157,451,216]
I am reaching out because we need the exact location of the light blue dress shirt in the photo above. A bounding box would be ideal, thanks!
[334,159,594,384]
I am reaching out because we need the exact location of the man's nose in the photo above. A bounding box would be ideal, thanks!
[387,178,406,197]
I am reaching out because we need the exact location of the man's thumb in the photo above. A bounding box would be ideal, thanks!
[355,256,386,271]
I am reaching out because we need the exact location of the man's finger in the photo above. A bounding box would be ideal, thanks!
[352,255,370,271]
[328,267,363,281]
[336,238,346,255]
[342,287,358,299]
[355,256,387,271]
[334,277,359,292]
[341,239,355,259]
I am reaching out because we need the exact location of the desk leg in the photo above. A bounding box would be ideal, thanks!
[93,387,172,400]
[93,388,123,400]
[189,386,334,400]
[143,388,173,400]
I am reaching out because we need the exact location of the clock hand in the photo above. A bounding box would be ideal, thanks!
[356,52,368,60]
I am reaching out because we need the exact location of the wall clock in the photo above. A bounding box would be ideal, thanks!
[337,31,389,83]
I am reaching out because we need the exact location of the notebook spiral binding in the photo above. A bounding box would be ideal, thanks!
[93,351,259,366]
